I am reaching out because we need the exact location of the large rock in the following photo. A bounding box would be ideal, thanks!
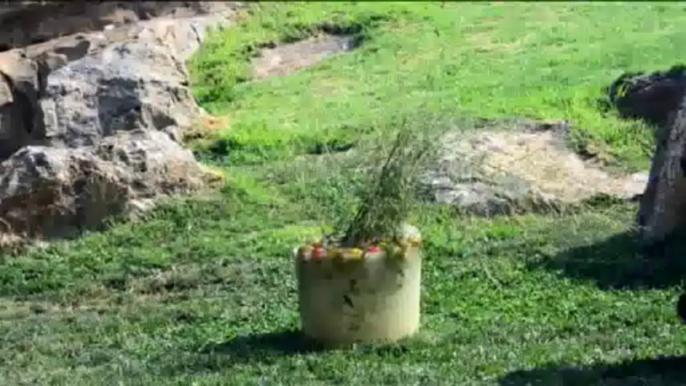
[0,1,239,51]
[0,2,237,243]
[0,130,205,239]
[606,66,686,241]
[0,6,235,154]
[40,38,201,148]
[608,65,686,128]
[637,101,686,242]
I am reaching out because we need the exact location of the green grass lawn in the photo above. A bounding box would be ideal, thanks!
[3,2,686,385]
[189,1,686,170]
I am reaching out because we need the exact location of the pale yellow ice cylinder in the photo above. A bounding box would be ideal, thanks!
[294,225,422,345]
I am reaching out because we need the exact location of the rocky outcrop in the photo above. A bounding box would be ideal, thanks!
[0,2,238,244]
[0,130,205,239]
[0,1,236,51]
[40,38,200,148]
[0,3,237,156]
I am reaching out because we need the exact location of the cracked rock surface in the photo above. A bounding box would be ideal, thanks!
[0,1,239,244]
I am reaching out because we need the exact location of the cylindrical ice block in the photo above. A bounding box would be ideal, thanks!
[294,225,421,345]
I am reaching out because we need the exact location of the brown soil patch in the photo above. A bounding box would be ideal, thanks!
[424,120,649,215]
[450,129,647,202]
[182,115,229,142]
[251,34,355,78]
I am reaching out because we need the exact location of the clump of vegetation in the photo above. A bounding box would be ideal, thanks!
[337,118,439,248]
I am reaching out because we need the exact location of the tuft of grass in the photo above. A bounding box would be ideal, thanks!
[340,119,438,247]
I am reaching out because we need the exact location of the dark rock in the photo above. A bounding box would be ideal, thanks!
[677,292,686,323]
[608,65,686,127]
[637,100,686,241]
[0,51,44,158]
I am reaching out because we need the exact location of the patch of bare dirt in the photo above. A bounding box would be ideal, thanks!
[251,34,355,78]
[423,120,649,215]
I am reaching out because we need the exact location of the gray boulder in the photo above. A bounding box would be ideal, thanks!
[0,3,236,158]
[0,2,236,244]
[0,1,239,51]
[0,130,205,239]
[40,39,200,148]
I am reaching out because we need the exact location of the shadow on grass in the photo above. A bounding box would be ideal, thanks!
[159,329,326,376]
[169,329,428,375]
[499,355,686,386]
[528,230,686,290]
[200,329,325,363]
